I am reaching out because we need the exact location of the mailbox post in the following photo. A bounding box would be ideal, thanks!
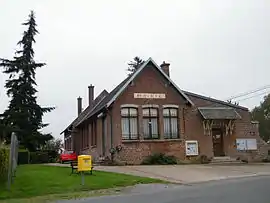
[77,155,92,185]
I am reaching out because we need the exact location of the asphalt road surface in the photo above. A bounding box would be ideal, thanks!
[62,175,270,203]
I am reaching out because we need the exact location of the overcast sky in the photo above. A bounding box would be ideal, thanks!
[0,0,269,139]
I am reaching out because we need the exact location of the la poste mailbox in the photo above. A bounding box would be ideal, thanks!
[78,155,92,172]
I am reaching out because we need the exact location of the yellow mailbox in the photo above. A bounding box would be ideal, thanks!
[78,155,92,172]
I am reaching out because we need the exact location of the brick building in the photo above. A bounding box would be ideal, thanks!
[61,58,261,164]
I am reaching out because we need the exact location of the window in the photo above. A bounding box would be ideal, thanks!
[82,125,89,149]
[86,125,89,148]
[68,138,71,150]
[121,107,138,140]
[82,128,85,148]
[143,108,159,139]
[80,131,83,149]
[91,120,97,146]
[163,108,179,139]
[64,139,67,150]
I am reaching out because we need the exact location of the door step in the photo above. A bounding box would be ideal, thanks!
[210,156,245,165]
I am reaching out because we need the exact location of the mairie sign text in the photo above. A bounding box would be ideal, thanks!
[134,93,166,99]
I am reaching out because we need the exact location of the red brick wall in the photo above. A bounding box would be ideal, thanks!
[116,140,185,165]
[186,94,261,160]
[110,64,260,164]
[110,63,189,164]
[183,106,214,158]
[74,63,262,164]
[80,118,101,161]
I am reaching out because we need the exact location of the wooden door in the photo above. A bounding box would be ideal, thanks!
[212,129,224,156]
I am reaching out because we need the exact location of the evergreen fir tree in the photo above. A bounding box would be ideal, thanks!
[0,11,54,151]
[127,56,144,75]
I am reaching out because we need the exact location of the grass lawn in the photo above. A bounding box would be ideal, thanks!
[0,164,164,202]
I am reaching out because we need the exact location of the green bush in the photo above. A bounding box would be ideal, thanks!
[30,151,49,164]
[46,150,59,163]
[262,156,270,163]
[141,153,177,165]
[0,147,9,185]
[18,150,30,165]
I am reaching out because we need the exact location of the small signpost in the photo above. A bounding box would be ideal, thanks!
[7,132,18,190]
[81,171,85,186]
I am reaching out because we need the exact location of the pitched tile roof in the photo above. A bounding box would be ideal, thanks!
[74,58,194,127]
[60,89,109,134]
[62,57,249,133]
[105,57,194,107]
[183,91,248,110]
[198,107,242,120]
[75,76,132,127]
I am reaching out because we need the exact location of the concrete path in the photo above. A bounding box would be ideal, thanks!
[95,164,270,184]
[45,163,270,184]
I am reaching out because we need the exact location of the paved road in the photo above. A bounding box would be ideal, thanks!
[62,175,270,203]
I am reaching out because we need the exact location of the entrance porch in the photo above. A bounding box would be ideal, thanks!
[198,107,242,157]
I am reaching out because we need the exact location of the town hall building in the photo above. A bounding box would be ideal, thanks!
[61,58,261,164]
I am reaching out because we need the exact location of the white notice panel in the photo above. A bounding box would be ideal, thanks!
[236,139,247,151]
[246,139,257,150]
[236,138,257,151]
[185,140,199,156]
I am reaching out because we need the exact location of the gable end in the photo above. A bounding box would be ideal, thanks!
[106,57,194,107]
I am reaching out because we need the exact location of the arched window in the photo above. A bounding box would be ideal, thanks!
[143,108,159,139]
[163,108,179,139]
[121,107,138,140]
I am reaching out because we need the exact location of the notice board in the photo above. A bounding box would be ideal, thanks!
[185,140,199,156]
[236,138,257,151]
[246,139,257,150]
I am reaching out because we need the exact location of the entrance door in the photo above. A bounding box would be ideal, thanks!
[212,129,224,156]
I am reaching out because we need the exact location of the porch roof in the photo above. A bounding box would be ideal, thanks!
[198,107,242,120]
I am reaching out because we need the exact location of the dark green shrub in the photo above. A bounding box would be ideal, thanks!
[30,151,49,164]
[262,156,270,163]
[45,150,59,163]
[47,150,58,160]
[141,153,177,165]
[0,147,9,185]
[18,149,29,165]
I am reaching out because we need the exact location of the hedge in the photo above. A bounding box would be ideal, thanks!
[0,147,9,185]
[30,150,59,164]
[18,149,30,165]
[30,151,49,164]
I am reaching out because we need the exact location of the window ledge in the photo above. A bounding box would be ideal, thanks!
[82,147,89,151]
[122,139,183,143]
[122,140,140,143]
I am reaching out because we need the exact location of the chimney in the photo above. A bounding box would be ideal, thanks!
[88,84,94,107]
[77,97,82,116]
[160,61,170,77]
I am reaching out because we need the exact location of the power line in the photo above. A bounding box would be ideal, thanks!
[226,85,270,101]
[234,91,269,103]
[186,86,270,114]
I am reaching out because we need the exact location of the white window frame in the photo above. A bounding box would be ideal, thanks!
[163,107,179,139]
[121,107,139,140]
